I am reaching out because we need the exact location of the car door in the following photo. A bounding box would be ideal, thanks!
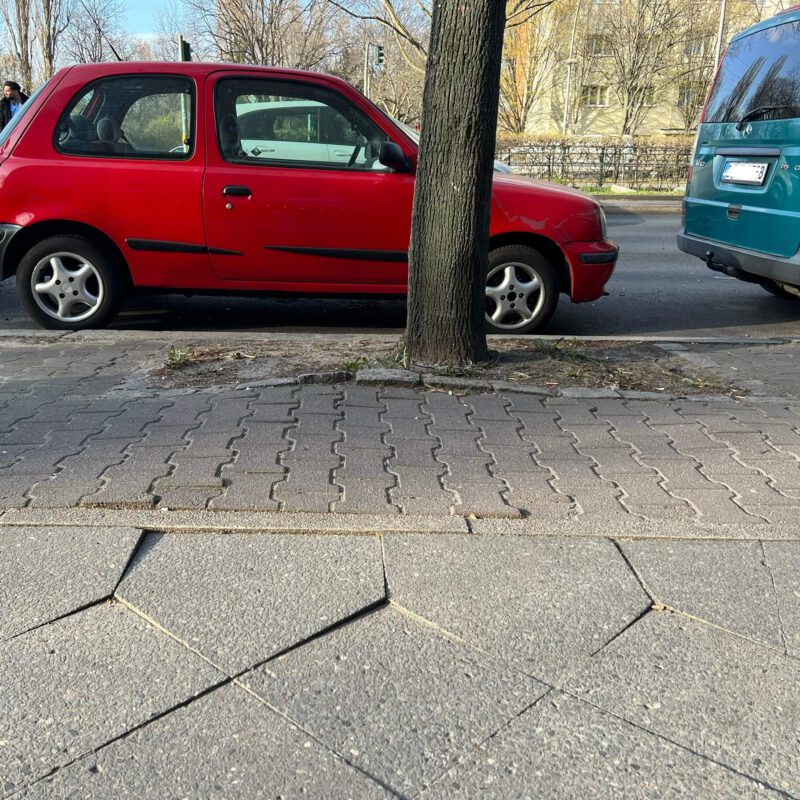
[202,72,414,289]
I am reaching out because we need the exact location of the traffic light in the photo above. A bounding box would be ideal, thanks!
[374,44,385,67]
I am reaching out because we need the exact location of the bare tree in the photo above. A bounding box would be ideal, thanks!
[0,0,34,90]
[405,0,507,366]
[174,0,336,69]
[596,0,683,135]
[329,0,553,60]
[498,3,568,133]
[34,0,71,79]
[62,0,127,62]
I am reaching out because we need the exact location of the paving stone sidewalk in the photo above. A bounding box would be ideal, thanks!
[1,333,799,798]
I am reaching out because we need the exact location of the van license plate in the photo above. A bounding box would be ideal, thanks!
[721,161,768,185]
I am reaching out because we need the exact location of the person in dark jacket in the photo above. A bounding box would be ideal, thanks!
[0,81,28,129]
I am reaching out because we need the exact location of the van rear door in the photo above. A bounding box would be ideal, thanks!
[685,17,800,259]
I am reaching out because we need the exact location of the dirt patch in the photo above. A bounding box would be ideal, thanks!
[150,336,746,397]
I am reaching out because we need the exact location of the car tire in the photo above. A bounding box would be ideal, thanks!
[16,235,127,330]
[485,245,559,334]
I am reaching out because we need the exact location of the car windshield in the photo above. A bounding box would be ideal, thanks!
[0,79,52,148]
[704,19,800,124]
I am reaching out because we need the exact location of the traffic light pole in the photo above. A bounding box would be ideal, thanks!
[362,42,372,100]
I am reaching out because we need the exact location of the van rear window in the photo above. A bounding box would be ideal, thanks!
[705,20,800,124]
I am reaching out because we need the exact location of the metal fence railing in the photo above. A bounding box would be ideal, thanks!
[495,141,692,190]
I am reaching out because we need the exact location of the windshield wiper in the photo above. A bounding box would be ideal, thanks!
[735,105,795,131]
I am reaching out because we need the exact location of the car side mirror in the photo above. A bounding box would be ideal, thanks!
[378,141,411,173]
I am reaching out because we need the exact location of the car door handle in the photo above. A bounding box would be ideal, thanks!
[223,185,252,197]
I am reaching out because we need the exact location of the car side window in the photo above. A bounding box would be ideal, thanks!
[215,78,389,171]
[55,75,195,159]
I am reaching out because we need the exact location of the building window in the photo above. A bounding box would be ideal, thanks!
[677,81,705,109]
[581,85,609,107]
[587,35,612,56]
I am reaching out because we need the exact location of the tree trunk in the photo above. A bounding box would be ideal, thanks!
[404,0,507,366]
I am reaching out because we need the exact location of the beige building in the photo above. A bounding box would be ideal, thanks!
[521,0,787,138]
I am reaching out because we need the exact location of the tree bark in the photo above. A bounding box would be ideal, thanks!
[405,0,507,366]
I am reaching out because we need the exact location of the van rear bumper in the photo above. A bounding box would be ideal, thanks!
[677,228,800,286]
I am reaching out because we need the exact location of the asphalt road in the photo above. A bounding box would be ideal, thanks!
[1,212,799,339]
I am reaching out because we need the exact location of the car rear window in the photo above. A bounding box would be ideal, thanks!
[704,19,800,124]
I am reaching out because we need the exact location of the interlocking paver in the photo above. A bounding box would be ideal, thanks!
[243,607,546,798]
[565,611,800,796]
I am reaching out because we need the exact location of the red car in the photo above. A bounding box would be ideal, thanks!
[0,63,618,332]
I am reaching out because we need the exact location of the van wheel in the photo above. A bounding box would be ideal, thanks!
[16,235,126,330]
[485,245,559,334]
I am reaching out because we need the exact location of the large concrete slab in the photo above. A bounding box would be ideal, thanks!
[421,691,779,799]
[117,532,386,674]
[0,526,141,639]
[243,607,546,798]
[763,541,800,658]
[23,683,391,799]
[620,539,784,647]
[565,611,800,796]
[384,534,650,682]
[0,602,221,794]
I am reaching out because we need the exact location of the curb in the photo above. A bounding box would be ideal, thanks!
[232,367,745,404]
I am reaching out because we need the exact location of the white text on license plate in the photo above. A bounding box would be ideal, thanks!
[721,161,768,185]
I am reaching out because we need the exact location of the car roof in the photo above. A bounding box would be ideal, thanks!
[57,61,351,90]
[729,6,800,44]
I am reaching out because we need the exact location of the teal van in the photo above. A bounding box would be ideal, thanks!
[677,8,800,297]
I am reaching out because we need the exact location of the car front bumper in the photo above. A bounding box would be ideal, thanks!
[563,240,619,302]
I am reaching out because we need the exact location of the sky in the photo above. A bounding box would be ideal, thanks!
[122,0,162,35]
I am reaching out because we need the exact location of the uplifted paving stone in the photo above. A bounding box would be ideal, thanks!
[0,526,142,640]
[383,534,650,683]
[0,602,221,795]
[243,607,546,797]
[620,539,784,648]
[116,532,385,674]
[421,691,778,799]
[763,541,800,658]
[565,611,800,796]
[24,683,391,799]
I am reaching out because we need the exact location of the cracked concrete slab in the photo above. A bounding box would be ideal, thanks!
[763,541,800,658]
[116,532,386,674]
[421,691,779,799]
[22,683,392,799]
[383,534,650,683]
[619,539,784,648]
[0,526,142,640]
[0,602,222,795]
[243,606,546,798]
[565,611,800,796]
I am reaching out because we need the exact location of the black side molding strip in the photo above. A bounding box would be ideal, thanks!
[264,245,408,263]
[126,239,242,256]
[714,147,781,157]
